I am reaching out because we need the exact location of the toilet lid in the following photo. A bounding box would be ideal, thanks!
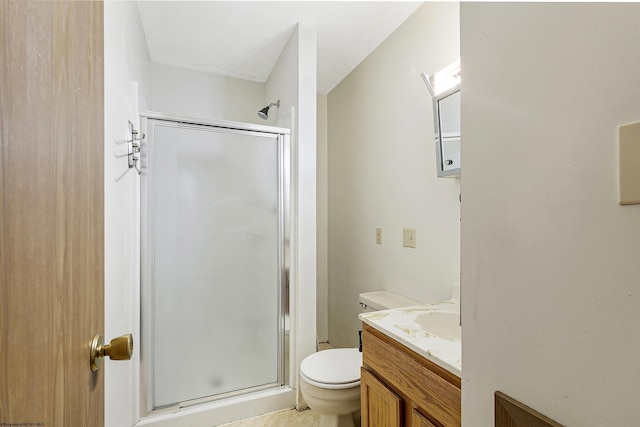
[300,348,362,389]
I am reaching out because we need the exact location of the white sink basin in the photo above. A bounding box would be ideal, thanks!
[415,312,461,341]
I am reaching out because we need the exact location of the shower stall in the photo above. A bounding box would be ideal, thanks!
[139,112,291,415]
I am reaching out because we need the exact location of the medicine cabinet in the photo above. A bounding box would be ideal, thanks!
[433,85,460,177]
[421,61,461,178]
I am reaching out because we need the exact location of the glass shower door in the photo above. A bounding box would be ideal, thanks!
[145,119,287,410]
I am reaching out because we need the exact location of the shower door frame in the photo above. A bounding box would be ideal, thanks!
[138,111,291,416]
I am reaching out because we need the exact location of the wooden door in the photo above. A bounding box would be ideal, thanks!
[0,1,105,426]
[361,368,402,426]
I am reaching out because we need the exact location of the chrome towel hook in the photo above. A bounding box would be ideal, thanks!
[128,121,144,175]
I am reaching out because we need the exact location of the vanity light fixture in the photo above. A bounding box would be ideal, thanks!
[421,59,461,96]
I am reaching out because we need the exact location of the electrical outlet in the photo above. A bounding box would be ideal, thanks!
[403,228,416,248]
[376,227,382,244]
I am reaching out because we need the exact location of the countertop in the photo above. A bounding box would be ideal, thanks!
[359,298,462,377]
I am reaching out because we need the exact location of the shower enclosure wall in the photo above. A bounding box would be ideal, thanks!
[140,112,291,414]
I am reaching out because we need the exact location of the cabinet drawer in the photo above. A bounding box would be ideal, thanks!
[362,324,461,426]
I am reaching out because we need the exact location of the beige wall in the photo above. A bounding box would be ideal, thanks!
[461,3,640,425]
[317,93,329,343]
[150,62,266,123]
[327,3,461,348]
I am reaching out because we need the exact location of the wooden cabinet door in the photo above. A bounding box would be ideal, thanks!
[361,368,402,426]
[0,1,105,426]
[362,324,461,427]
[412,409,439,427]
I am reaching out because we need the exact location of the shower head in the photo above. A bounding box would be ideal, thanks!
[257,107,269,120]
[257,100,280,120]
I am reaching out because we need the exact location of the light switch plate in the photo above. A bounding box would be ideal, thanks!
[376,227,382,244]
[403,228,416,248]
[618,120,640,205]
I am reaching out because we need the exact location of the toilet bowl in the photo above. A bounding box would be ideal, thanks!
[300,348,362,427]
[299,291,422,427]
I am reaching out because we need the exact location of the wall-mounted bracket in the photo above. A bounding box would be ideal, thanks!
[128,121,144,175]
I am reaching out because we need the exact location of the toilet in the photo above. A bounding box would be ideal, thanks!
[299,291,422,427]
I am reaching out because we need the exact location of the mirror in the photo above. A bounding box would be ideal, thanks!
[433,84,460,177]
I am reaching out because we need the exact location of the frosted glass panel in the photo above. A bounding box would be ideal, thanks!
[151,123,281,408]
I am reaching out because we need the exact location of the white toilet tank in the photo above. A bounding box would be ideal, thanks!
[359,291,422,312]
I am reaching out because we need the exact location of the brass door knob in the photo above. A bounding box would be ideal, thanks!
[90,333,133,372]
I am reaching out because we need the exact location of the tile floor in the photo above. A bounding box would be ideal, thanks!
[218,408,320,427]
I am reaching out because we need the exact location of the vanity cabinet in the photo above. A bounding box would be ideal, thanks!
[360,323,461,427]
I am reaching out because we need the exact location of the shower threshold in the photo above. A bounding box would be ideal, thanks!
[136,387,296,427]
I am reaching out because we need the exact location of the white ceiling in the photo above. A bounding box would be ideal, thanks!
[136,1,423,94]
